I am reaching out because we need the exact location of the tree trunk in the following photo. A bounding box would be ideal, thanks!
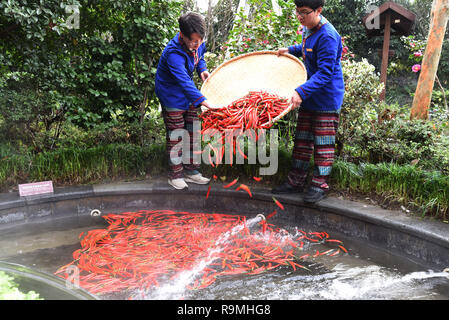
[379,11,391,102]
[410,0,449,120]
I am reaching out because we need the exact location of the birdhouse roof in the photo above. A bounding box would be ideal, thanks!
[363,1,417,37]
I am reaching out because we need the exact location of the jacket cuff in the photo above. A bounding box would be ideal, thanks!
[193,95,206,107]
[288,46,295,55]
[296,87,307,100]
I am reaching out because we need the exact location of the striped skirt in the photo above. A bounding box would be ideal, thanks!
[162,105,201,179]
[287,109,340,191]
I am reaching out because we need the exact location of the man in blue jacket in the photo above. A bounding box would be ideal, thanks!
[272,0,345,203]
[155,12,211,190]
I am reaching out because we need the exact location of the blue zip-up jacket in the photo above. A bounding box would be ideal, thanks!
[155,33,208,110]
[288,17,344,112]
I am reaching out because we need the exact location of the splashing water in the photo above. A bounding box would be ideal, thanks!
[143,215,264,300]
[54,210,447,300]
[260,265,449,300]
[56,210,330,299]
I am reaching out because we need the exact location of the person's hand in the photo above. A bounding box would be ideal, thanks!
[200,100,211,109]
[200,71,210,82]
[290,90,302,109]
[276,48,289,57]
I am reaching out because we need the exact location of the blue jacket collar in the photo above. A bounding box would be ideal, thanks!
[176,33,197,56]
[303,15,328,39]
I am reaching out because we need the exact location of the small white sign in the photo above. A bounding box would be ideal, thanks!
[18,181,54,197]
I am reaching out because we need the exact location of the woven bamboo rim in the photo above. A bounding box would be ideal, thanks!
[201,50,307,126]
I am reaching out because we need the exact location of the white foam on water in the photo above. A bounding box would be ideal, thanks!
[127,219,449,300]
[141,215,263,300]
[270,264,449,300]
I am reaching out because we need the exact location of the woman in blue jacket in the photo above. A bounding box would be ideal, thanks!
[155,12,211,190]
[272,0,345,203]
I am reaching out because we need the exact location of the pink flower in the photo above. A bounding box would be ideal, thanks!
[244,43,248,48]
[413,51,423,57]
[412,64,421,72]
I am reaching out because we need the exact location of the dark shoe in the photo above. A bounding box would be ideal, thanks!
[271,181,303,194]
[303,188,327,203]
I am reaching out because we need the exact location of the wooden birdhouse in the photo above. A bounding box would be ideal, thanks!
[363,1,417,101]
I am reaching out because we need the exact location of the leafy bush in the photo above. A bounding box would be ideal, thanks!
[430,88,449,128]
[0,0,182,146]
[0,72,66,151]
[340,101,449,174]
[430,133,449,173]
[224,0,300,57]
[337,58,384,154]
[0,271,42,300]
[359,118,437,163]
[335,57,449,173]
[56,107,165,149]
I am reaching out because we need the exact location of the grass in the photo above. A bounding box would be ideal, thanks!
[0,142,448,221]
[331,160,449,220]
[0,143,166,188]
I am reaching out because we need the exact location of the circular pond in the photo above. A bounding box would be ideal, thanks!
[0,181,448,300]
[0,261,97,300]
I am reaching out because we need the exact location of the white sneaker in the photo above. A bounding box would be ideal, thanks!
[184,173,210,185]
[168,178,188,190]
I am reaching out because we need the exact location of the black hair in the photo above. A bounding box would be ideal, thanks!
[294,0,325,10]
[178,12,206,39]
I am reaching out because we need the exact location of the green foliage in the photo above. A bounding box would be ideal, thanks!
[357,117,438,164]
[324,0,449,84]
[339,98,449,175]
[430,89,449,127]
[56,106,165,149]
[337,58,384,153]
[0,72,65,151]
[331,160,449,219]
[323,0,370,59]
[0,0,182,143]
[333,56,449,176]
[0,143,166,188]
[224,0,300,57]
[0,271,43,300]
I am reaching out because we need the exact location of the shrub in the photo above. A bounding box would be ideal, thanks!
[359,118,437,164]
[0,271,42,300]
[0,0,182,145]
[223,0,300,57]
[337,58,384,154]
[0,72,65,152]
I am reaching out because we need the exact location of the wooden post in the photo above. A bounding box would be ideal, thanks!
[379,11,391,101]
[410,0,449,120]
